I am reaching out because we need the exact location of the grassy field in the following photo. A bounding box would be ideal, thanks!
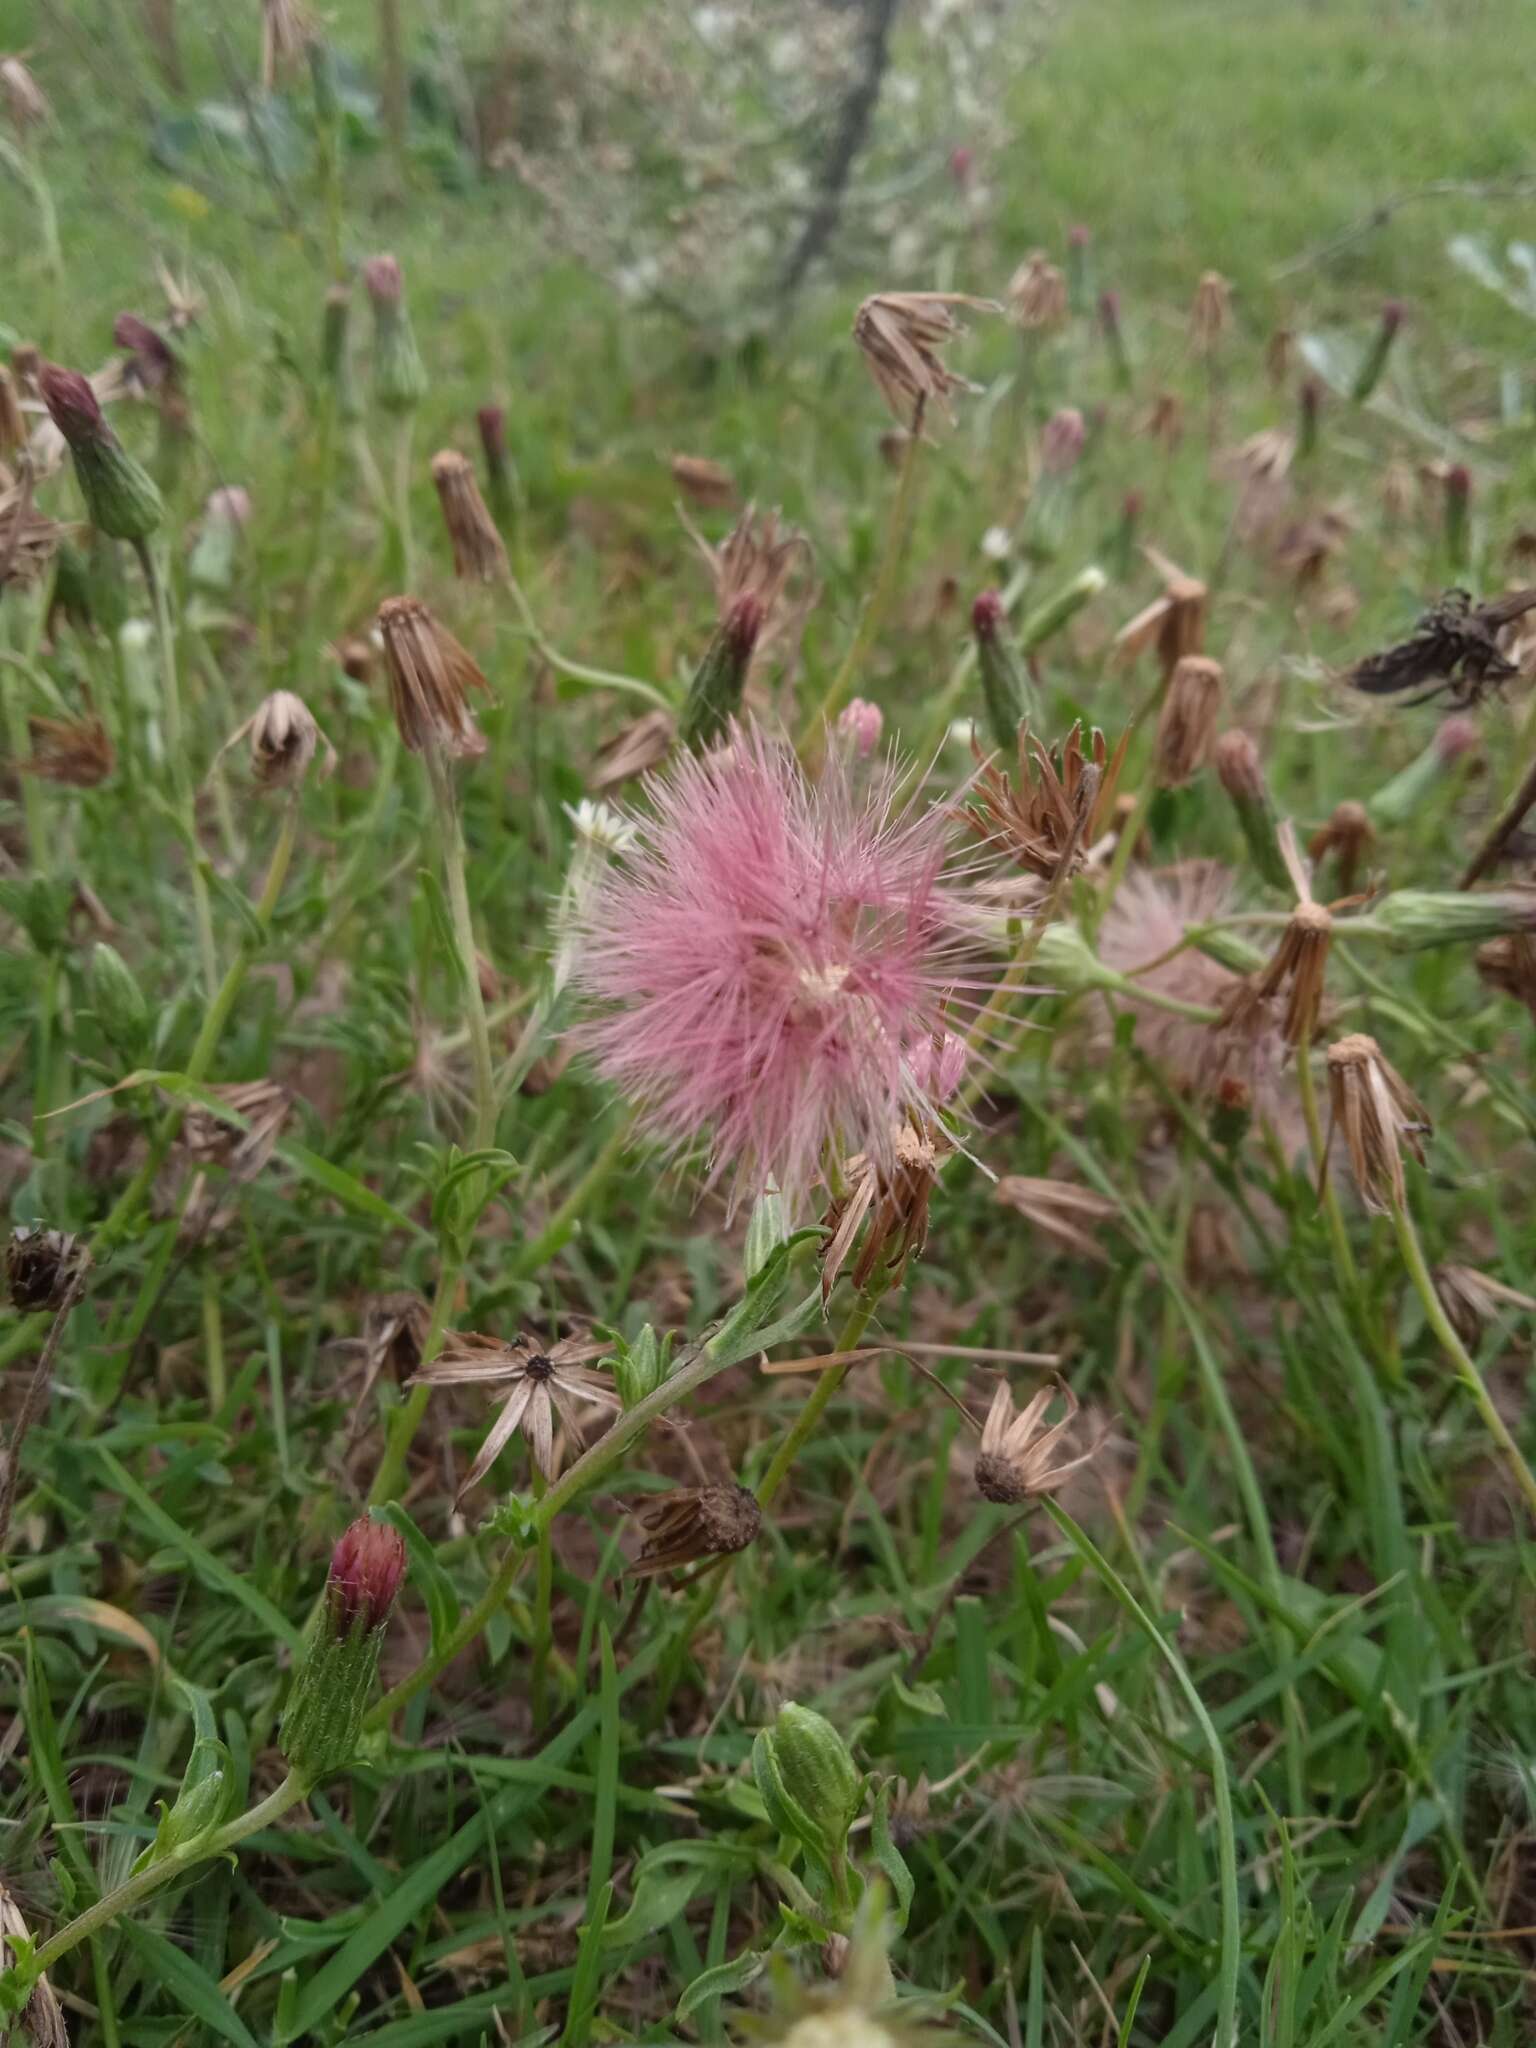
[3,0,1536,2043]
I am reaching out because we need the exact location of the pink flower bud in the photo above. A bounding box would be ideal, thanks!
[972,588,1005,641]
[1067,223,1091,249]
[723,590,765,664]
[913,1031,967,1103]
[326,1516,406,1635]
[1041,406,1085,475]
[38,362,105,447]
[948,145,974,187]
[1381,298,1406,336]
[477,404,506,461]
[837,697,883,757]
[362,253,404,308]
[1435,714,1480,763]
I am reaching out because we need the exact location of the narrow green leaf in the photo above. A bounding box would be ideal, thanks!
[379,1503,461,1655]
[119,1920,260,2048]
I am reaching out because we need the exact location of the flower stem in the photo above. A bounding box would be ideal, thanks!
[31,1772,307,1977]
[137,541,218,1001]
[798,402,926,754]
[510,1110,637,1279]
[755,1284,887,1512]
[501,571,671,711]
[530,1471,553,1725]
[424,748,496,1153]
[368,1256,460,1509]
[1390,1194,1536,1521]
[393,414,415,587]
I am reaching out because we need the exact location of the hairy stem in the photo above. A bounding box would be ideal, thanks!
[137,541,218,1001]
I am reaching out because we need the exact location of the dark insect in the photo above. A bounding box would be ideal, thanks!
[1348,586,1536,707]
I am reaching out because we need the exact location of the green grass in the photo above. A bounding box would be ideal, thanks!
[3,0,1536,2042]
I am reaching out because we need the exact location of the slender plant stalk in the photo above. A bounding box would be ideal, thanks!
[368,1255,460,1509]
[798,399,926,753]
[136,541,218,1000]
[0,1272,88,1555]
[501,571,671,711]
[510,1111,637,1280]
[1390,1194,1536,1521]
[529,1471,553,1725]
[424,748,496,1153]
[29,1772,307,1977]
[393,415,415,587]
[1096,775,1154,920]
[1294,1026,1363,1304]
[754,1283,887,1512]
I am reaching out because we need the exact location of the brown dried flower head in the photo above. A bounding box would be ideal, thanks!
[376,594,490,759]
[1265,327,1295,388]
[975,1380,1099,1505]
[1152,654,1223,789]
[409,1329,619,1492]
[1324,1032,1429,1213]
[1309,800,1374,893]
[1114,547,1207,679]
[628,1482,761,1577]
[965,719,1127,885]
[0,365,25,458]
[1213,729,1265,804]
[1,490,67,591]
[5,1225,91,1312]
[1190,270,1233,354]
[669,452,736,508]
[1142,390,1185,451]
[260,0,318,88]
[852,291,998,428]
[994,1176,1117,1263]
[113,312,180,396]
[590,707,675,792]
[1476,932,1536,1020]
[821,1117,944,1307]
[1218,824,1332,1047]
[25,712,114,787]
[430,448,509,584]
[181,1079,291,1181]
[220,690,335,792]
[1008,251,1068,333]
[692,501,811,647]
[1434,1263,1536,1347]
[0,54,50,133]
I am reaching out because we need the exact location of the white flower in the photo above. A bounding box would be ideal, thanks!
[981,524,1012,562]
[564,798,637,855]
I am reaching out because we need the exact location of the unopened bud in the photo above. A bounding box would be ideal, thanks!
[1040,405,1085,475]
[280,1517,406,1786]
[836,697,883,757]
[753,1703,863,1877]
[1443,464,1471,574]
[1368,887,1536,953]
[476,404,513,523]
[972,587,1032,749]
[612,1323,670,1409]
[364,254,427,413]
[1099,288,1131,389]
[89,941,150,1062]
[321,285,360,420]
[1016,563,1105,654]
[1297,375,1323,460]
[679,593,762,752]
[1034,921,1121,997]
[744,1183,791,1281]
[40,363,163,544]
[1350,300,1405,404]
[1213,730,1290,890]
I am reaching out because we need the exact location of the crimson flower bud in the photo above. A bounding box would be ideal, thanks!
[39,363,163,544]
[280,1516,406,1786]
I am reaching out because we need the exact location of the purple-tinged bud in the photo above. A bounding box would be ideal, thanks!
[476,405,513,526]
[280,1515,407,1786]
[40,362,163,543]
[364,254,426,412]
[327,1515,407,1634]
[1436,714,1479,764]
[1098,288,1131,389]
[679,593,763,753]
[362,252,404,307]
[972,587,1033,749]
[948,145,974,188]
[1298,375,1323,459]
[837,696,883,757]
[38,362,105,446]
[114,312,179,392]
[1350,299,1407,403]
[972,587,1004,641]
[1041,406,1085,475]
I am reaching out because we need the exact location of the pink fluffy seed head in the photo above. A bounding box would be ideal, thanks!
[571,723,983,1210]
[837,697,884,758]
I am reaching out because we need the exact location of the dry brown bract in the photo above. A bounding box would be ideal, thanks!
[965,720,1127,885]
[1152,655,1223,789]
[430,449,509,584]
[590,708,675,792]
[627,1482,761,1577]
[1476,932,1536,1020]
[377,594,490,759]
[821,1122,941,1307]
[1434,1264,1536,1346]
[219,690,335,792]
[852,291,998,428]
[1190,270,1232,355]
[0,54,50,133]
[994,1176,1117,1263]
[0,480,66,590]
[1324,1032,1429,1213]
[410,1330,619,1492]
[181,1080,291,1181]
[1007,251,1068,333]
[688,502,812,650]
[974,1380,1099,1505]
[1217,821,1333,1047]
[1114,547,1207,679]
[5,1225,91,1312]
[25,712,112,787]
[1309,800,1374,894]
[260,0,317,88]
[669,453,736,508]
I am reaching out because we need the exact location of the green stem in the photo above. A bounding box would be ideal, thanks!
[1044,1503,1240,2048]
[368,1255,461,1509]
[510,1111,637,1279]
[755,1285,885,1512]
[502,572,671,712]
[30,1773,307,1977]
[394,414,415,588]
[424,748,495,1153]
[1390,1196,1536,1522]
[1295,1027,1364,1307]
[138,542,218,1000]
[1096,775,1154,922]
[530,1473,553,1725]
[798,408,925,753]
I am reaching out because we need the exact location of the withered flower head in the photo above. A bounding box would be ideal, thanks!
[1218,825,1332,1047]
[994,1176,1117,1263]
[181,1079,291,1180]
[113,312,180,395]
[0,487,67,591]
[1152,654,1224,789]
[430,448,509,583]
[670,452,736,508]
[590,707,675,792]
[679,504,812,750]
[1113,547,1207,679]
[260,0,319,87]
[975,1380,1098,1505]
[1275,503,1354,592]
[409,1330,619,1492]
[330,632,377,683]
[1265,327,1295,387]
[1213,729,1265,804]
[1190,270,1233,354]
[219,690,335,792]
[628,1482,761,1577]
[376,594,489,759]
[1434,1263,1536,1347]
[1324,1032,1429,1213]
[364,1292,431,1380]
[965,718,1126,885]
[0,53,49,132]
[0,365,24,458]
[1141,390,1185,450]
[1007,251,1068,333]
[1476,932,1536,1020]
[852,291,997,427]
[820,1120,942,1308]
[5,1225,91,1312]
[1309,799,1374,893]
[25,712,114,787]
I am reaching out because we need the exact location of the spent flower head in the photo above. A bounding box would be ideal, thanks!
[377,594,489,759]
[852,291,997,428]
[1008,250,1068,333]
[218,690,335,792]
[5,1225,91,1312]
[431,448,509,583]
[409,1330,619,1492]
[570,722,995,1210]
[628,1482,762,1577]
[1324,1032,1429,1213]
[975,1380,1099,1505]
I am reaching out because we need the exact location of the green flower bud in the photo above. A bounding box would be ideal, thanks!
[321,284,360,422]
[89,941,150,1062]
[1016,562,1106,654]
[1032,921,1121,996]
[612,1323,669,1410]
[679,594,762,753]
[39,363,163,544]
[753,1703,863,1875]
[1367,887,1536,953]
[744,1182,790,1282]
[1212,730,1291,892]
[281,1517,406,1787]
[1350,300,1404,404]
[364,255,427,414]
[970,589,1033,751]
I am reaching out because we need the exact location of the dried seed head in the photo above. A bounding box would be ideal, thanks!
[25,711,114,787]
[181,1079,291,1179]
[1265,327,1294,388]
[590,707,675,791]
[260,0,319,86]
[1308,800,1374,893]
[5,1225,91,1312]
[1324,1032,1429,1213]
[1213,729,1265,804]
[1476,932,1536,1020]
[669,452,736,507]
[994,1176,1116,1263]
[430,448,508,583]
[1152,654,1223,788]
[0,490,67,593]
[221,690,336,791]
[1221,897,1333,1049]
[376,594,489,759]
[680,504,811,750]
[1189,270,1232,354]
[819,1121,942,1307]
[1113,547,1206,679]
[0,53,49,132]
[965,719,1125,884]
[1434,1263,1536,1347]
[628,1482,761,1577]
[852,290,997,427]
[975,1380,1099,1505]
[1008,251,1068,333]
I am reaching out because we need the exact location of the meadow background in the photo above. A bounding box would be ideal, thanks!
[3,0,1536,2043]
